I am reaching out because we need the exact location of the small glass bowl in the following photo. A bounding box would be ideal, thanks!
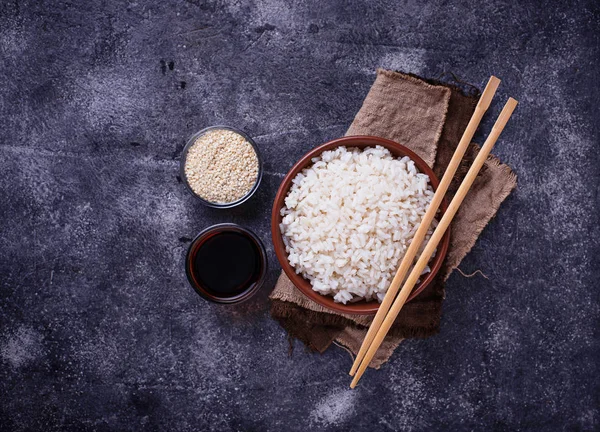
[180,125,263,208]
[185,223,268,304]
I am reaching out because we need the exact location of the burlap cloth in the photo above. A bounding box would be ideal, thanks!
[270,69,517,368]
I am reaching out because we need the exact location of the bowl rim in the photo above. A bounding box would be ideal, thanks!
[179,125,263,209]
[271,135,450,315]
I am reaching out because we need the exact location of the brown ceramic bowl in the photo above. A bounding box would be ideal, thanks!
[271,135,450,315]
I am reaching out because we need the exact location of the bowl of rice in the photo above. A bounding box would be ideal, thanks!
[271,136,450,315]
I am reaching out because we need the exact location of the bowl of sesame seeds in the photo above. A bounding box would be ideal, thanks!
[180,126,263,208]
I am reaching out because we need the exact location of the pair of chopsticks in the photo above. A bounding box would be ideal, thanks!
[349,76,518,388]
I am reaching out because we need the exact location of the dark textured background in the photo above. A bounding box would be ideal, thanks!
[1,0,598,431]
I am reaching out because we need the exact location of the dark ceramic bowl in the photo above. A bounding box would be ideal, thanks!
[271,136,450,315]
[180,125,263,209]
[185,223,267,304]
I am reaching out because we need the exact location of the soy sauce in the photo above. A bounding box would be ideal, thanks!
[186,225,266,303]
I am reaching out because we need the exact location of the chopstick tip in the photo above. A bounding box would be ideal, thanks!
[502,97,519,115]
[492,97,519,131]
[478,76,501,110]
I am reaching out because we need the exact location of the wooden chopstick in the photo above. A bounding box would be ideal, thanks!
[350,97,519,388]
[349,76,501,377]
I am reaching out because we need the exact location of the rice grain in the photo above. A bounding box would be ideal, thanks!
[280,146,436,304]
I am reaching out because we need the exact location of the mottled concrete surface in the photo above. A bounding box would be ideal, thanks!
[0,1,598,431]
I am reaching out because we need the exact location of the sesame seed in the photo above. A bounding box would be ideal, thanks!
[184,129,259,203]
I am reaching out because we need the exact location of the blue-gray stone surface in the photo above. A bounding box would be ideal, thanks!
[0,1,598,431]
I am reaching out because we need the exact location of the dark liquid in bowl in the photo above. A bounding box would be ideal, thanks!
[190,231,262,298]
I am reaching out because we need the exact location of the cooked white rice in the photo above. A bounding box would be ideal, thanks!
[280,146,436,304]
